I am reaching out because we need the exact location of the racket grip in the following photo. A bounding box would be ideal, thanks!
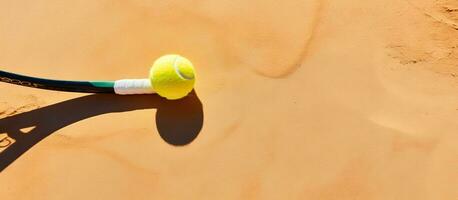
[113,79,155,95]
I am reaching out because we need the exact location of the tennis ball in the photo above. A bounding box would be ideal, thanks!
[149,54,196,100]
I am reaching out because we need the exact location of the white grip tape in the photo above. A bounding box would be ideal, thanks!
[113,79,155,95]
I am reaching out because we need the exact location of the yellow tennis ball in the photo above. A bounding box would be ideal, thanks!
[149,54,196,100]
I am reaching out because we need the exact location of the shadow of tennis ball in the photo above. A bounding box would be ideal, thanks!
[155,90,204,146]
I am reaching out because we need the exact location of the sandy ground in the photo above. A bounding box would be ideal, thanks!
[1,0,457,199]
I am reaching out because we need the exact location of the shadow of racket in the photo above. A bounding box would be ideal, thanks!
[0,91,203,172]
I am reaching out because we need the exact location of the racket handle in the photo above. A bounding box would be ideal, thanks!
[113,79,155,95]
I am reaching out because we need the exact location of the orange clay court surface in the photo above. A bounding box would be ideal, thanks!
[0,0,457,199]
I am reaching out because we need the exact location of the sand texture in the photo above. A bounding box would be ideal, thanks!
[1,0,457,199]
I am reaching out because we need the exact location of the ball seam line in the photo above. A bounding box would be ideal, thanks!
[173,55,193,80]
